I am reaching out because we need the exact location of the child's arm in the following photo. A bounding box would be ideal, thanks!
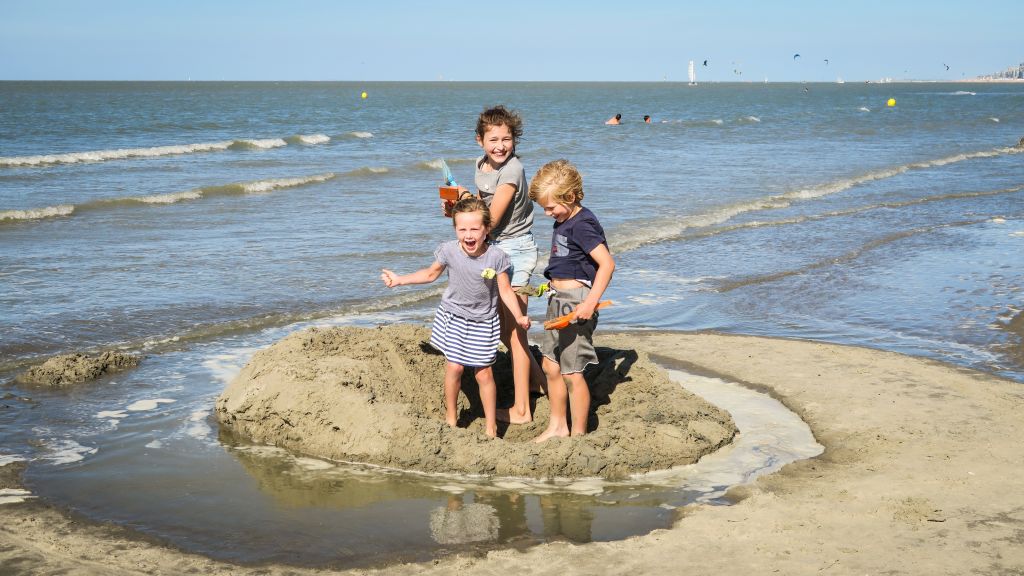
[497,272,531,329]
[572,244,615,322]
[487,183,516,230]
[381,262,445,288]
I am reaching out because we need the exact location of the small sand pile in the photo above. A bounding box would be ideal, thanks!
[15,351,141,388]
[216,325,736,479]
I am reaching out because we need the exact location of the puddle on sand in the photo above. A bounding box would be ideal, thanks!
[19,369,822,569]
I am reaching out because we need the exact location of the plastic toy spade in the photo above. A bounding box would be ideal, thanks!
[439,159,460,202]
[543,300,613,330]
[440,159,457,186]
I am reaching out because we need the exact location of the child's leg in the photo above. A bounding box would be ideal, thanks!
[497,295,544,424]
[534,357,570,443]
[473,366,498,438]
[444,361,464,427]
[564,372,591,436]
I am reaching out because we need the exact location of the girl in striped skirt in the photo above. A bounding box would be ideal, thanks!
[381,198,531,438]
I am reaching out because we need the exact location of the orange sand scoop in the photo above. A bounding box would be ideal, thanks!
[543,300,613,330]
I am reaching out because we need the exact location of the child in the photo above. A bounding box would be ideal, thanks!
[381,197,530,438]
[448,105,544,425]
[528,160,615,443]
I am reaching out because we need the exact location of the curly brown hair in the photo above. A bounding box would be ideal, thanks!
[476,105,523,145]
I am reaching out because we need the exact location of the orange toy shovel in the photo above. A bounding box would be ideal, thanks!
[543,300,612,330]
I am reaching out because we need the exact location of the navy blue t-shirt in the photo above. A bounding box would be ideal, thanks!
[544,207,607,284]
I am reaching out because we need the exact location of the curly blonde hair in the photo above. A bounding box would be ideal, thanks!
[450,196,492,228]
[529,159,584,205]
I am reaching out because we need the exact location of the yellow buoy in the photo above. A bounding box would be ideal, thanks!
[886,97,896,107]
[361,91,368,99]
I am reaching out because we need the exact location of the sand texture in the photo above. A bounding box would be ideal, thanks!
[14,351,140,388]
[3,331,1023,575]
[214,325,736,479]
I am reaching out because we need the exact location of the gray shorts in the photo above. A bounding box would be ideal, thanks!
[539,286,599,374]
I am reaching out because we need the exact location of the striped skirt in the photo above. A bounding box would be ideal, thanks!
[429,306,501,367]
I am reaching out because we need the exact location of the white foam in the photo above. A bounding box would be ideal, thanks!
[990,117,1000,123]
[991,217,1006,223]
[96,410,128,419]
[0,205,75,222]
[858,106,871,112]
[1009,231,1024,237]
[348,131,374,138]
[186,410,212,439]
[126,398,176,411]
[0,488,35,505]
[40,439,97,465]
[0,141,234,167]
[0,454,27,466]
[743,115,761,122]
[711,119,724,125]
[135,190,204,204]
[234,138,288,149]
[202,346,263,385]
[145,440,164,449]
[240,172,335,193]
[296,134,330,145]
[294,457,334,471]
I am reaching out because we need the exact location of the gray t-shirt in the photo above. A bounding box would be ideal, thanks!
[474,155,535,242]
[434,240,511,321]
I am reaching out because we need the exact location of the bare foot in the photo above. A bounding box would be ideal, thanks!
[496,407,533,424]
[485,426,497,439]
[533,427,569,443]
[445,417,457,428]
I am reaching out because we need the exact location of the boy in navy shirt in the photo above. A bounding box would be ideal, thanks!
[528,160,615,442]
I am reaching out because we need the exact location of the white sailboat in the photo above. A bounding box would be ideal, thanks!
[688,60,696,85]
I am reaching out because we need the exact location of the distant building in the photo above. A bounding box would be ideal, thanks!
[978,62,1024,80]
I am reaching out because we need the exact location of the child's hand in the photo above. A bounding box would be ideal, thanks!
[517,315,531,330]
[380,269,401,288]
[573,300,596,322]
[442,199,454,217]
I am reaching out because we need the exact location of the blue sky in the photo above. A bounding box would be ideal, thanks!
[1,0,1020,82]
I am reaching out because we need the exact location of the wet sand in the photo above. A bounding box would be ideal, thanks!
[215,325,736,479]
[2,331,1024,575]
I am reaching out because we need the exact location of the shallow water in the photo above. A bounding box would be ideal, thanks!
[12,361,820,567]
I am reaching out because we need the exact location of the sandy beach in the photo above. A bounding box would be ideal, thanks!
[2,330,1023,575]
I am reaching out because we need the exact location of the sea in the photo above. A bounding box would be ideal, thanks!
[1,81,1022,567]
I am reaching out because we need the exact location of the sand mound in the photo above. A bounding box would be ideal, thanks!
[15,351,141,388]
[215,325,736,479]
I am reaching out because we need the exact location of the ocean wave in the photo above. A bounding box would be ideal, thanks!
[858,106,871,112]
[344,131,374,139]
[0,173,337,225]
[950,91,976,96]
[227,138,288,151]
[0,204,76,223]
[285,134,331,145]
[610,144,1024,253]
[344,166,390,176]
[714,219,987,293]
[0,141,235,167]
[0,135,312,168]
